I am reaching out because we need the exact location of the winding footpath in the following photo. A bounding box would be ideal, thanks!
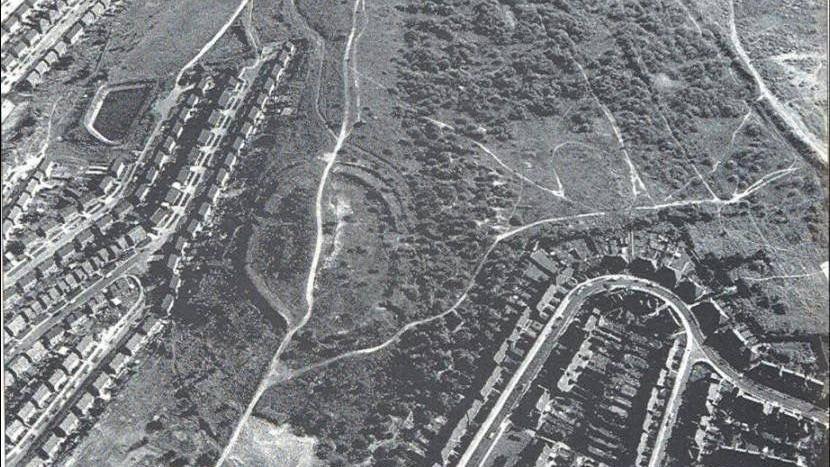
[214,1,366,465]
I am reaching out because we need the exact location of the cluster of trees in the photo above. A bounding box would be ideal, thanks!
[259,238,527,465]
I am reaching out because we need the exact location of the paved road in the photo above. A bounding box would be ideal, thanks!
[1,0,98,96]
[6,277,146,465]
[459,274,828,467]
[621,276,829,426]
[4,248,150,364]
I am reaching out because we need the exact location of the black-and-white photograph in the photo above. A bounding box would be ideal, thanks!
[1,1,828,466]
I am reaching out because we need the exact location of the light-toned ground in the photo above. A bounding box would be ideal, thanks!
[733,0,828,154]
[223,417,322,467]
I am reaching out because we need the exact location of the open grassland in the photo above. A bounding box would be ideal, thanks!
[104,0,244,82]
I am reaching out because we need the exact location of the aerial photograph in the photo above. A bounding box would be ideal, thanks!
[1,0,828,466]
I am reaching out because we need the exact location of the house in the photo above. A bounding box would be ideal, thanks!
[90,373,111,396]
[47,369,68,392]
[216,168,230,187]
[52,40,68,57]
[207,185,220,203]
[170,119,184,138]
[161,135,177,154]
[197,201,211,220]
[223,151,237,170]
[163,187,184,206]
[27,341,48,362]
[196,75,213,94]
[6,206,23,224]
[168,275,182,293]
[43,49,59,65]
[141,315,160,334]
[256,94,268,111]
[38,433,63,460]
[9,355,32,378]
[5,314,29,337]
[74,393,96,415]
[89,2,105,17]
[74,227,95,249]
[21,28,39,46]
[25,71,42,88]
[57,204,78,223]
[3,12,22,34]
[56,412,80,437]
[108,243,123,258]
[218,89,234,108]
[17,190,31,208]
[62,353,81,373]
[124,333,143,356]
[8,41,27,58]
[264,76,277,94]
[47,287,61,304]
[31,18,48,37]
[107,352,129,374]
[37,292,53,308]
[161,294,175,313]
[125,225,147,246]
[207,109,224,127]
[45,6,61,24]
[230,136,245,153]
[2,219,13,238]
[134,183,151,202]
[65,274,79,289]
[115,235,129,251]
[17,270,39,291]
[99,175,117,194]
[32,384,52,408]
[152,151,168,169]
[96,247,115,264]
[185,93,200,108]
[72,268,88,283]
[182,218,198,238]
[166,253,180,271]
[6,419,26,445]
[150,207,169,226]
[76,334,96,356]
[197,129,214,147]
[64,22,84,44]
[112,200,134,219]
[82,260,96,276]
[80,192,100,212]
[240,121,254,137]
[22,308,37,323]
[57,278,72,294]
[55,242,77,263]
[175,167,191,185]
[109,157,129,178]
[18,400,38,424]
[43,326,63,349]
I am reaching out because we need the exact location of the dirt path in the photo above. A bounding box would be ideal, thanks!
[727,0,827,164]
[214,1,366,465]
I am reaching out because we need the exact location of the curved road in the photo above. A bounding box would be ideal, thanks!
[459,273,828,467]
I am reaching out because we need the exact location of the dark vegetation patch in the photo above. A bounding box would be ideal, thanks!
[93,84,153,142]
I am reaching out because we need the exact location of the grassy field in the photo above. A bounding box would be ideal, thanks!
[68,264,288,465]
[104,0,244,82]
